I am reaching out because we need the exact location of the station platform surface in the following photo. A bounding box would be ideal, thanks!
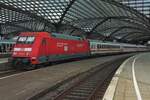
[0,54,132,100]
[103,52,150,100]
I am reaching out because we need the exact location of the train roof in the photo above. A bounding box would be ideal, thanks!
[19,32,83,41]
[89,40,121,46]
[51,33,82,40]
[89,39,147,47]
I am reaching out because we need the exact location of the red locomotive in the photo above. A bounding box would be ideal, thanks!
[11,32,149,69]
[12,32,90,69]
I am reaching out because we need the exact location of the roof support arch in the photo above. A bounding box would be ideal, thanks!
[109,26,150,37]
[121,31,148,40]
[90,18,110,33]
[101,0,150,27]
[130,35,150,42]
[58,0,76,25]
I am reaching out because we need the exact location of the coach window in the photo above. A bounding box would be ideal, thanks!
[92,45,94,49]
[95,45,97,49]
[97,44,99,49]
[90,45,93,49]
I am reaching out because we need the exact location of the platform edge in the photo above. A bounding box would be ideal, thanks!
[102,56,133,100]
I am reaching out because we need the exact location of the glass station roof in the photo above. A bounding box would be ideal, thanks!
[0,0,150,44]
[121,0,150,17]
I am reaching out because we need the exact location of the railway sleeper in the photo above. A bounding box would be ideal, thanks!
[77,84,96,88]
[64,95,87,100]
[71,89,92,94]
[68,92,90,97]
[75,87,94,91]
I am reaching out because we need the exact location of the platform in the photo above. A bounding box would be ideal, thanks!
[0,54,133,100]
[103,52,150,100]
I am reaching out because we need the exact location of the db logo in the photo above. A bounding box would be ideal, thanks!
[64,46,68,51]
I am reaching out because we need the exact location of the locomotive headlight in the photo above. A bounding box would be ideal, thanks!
[31,57,37,61]
[31,57,36,59]
[24,48,32,52]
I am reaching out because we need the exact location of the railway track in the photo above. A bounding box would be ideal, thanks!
[30,57,127,100]
[0,70,25,78]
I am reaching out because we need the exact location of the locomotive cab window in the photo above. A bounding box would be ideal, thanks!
[17,36,35,44]
[26,37,35,44]
[17,37,27,43]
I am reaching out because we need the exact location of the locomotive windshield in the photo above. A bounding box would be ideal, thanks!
[17,36,35,44]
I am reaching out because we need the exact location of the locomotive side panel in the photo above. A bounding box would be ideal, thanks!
[36,37,90,63]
